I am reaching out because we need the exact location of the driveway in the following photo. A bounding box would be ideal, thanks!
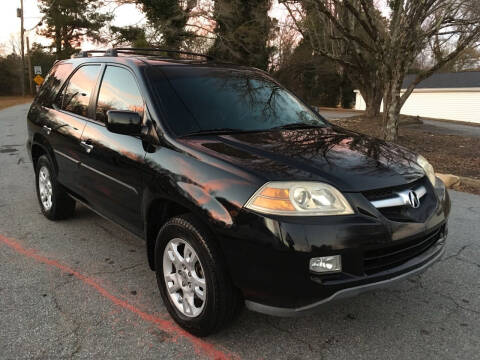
[319,107,480,138]
[318,109,359,120]
[406,119,480,138]
[1,104,479,359]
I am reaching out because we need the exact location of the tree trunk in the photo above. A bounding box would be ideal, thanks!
[361,87,383,118]
[55,25,62,59]
[382,80,403,142]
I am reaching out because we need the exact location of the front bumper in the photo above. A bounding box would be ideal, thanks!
[218,178,450,315]
[245,232,446,316]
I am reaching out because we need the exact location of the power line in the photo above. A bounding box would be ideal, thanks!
[25,0,61,32]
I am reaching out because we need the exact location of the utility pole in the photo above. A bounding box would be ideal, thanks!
[18,0,26,96]
[26,36,33,95]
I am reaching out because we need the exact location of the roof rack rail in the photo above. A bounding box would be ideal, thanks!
[104,47,214,60]
[73,50,108,58]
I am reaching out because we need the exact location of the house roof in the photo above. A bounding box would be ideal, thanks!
[402,71,480,89]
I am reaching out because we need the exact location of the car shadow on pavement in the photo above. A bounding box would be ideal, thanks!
[59,203,480,360]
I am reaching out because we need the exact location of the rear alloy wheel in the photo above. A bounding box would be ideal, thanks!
[35,155,76,220]
[155,214,242,336]
[38,166,53,211]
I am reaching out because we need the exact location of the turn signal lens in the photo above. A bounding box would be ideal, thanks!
[252,196,295,211]
[259,187,290,199]
[244,182,354,216]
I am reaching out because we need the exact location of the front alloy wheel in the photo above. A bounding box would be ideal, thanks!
[155,215,242,336]
[163,238,207,317]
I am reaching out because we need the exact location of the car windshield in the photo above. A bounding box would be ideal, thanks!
[148,66,327,136]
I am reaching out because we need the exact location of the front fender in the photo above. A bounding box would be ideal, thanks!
[144,146,261,229]
[142,145,262,270]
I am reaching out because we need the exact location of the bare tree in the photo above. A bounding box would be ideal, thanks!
[283,0,480,141]
[282,0,385,117]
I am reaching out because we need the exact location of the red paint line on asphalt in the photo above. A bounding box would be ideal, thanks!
[0,234,238,360]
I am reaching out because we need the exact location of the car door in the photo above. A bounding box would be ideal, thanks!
[77,65,147,235]
[45,64,102,193]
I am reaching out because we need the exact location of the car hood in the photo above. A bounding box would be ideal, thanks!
[180,126,425,192]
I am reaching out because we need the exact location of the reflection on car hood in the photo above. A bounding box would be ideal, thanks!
[181,126,425,192]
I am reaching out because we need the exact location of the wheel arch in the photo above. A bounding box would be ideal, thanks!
[144,197,199,270]
[31,134,58,174]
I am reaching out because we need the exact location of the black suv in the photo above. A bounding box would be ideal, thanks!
[27,48,450,336]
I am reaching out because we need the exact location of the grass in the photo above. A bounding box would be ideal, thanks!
[0,96,33,111]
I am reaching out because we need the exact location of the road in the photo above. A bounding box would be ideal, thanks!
[406,119,480,138]
[318,108,480,138]
[318,109,360,120]
[1,104,479,359]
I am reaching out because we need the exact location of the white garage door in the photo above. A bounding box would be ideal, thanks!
[355,89,480,124]
[400,90,480,124]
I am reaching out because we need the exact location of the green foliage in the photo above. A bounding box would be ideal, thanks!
[274,39,354,108]
[0,54,23,95]
[209,0,276,70]
[30,43,56,76]
[0,44,56,96]
[136,0,196,49]
[37,0,113,59]
[110,26,150,48]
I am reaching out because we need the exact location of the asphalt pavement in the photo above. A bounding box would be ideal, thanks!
[406,119,480,138]
[1,104,479,359]
[318,108,480,138]
[318,109,360,120]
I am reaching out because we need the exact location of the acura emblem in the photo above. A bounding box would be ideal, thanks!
[407,190,420,208]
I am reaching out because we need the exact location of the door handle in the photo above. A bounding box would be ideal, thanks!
[42,125,52,135]
[80,140,94,154]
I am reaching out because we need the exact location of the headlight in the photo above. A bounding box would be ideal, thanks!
[244,182,354,216]
[417,155,435,185]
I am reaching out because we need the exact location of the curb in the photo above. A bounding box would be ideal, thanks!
[437,173,480,192]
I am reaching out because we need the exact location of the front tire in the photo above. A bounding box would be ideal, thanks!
[35,155,75,220]
[155,214,241,336]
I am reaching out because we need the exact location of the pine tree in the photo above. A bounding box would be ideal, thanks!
[209,0,275,70]
[37,0,112,59]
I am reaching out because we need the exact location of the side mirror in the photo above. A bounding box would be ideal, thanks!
[106,110,142,135]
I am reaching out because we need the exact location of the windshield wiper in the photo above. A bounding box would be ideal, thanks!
[269,123,321,131]
[181,123,322,137]
[181,128,246,137]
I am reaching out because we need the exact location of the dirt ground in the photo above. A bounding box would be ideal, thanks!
[0,96,33,111]
[333,115,480,194]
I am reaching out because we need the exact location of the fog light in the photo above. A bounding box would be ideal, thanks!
[309,255,342,273]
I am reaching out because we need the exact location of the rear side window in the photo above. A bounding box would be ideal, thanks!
[36,63,73,107]
[95,66,144,123]
[60,65,101,118]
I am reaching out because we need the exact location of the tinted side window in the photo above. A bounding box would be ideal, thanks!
[95,66,144,123]
[36,63,74,107]
[61,65,101,118]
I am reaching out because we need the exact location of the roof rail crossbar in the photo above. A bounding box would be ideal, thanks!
[73,50,108,58]
[105,48,214,60]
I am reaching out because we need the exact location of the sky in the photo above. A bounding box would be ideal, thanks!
[0,0,145,54]
[0,0,287,55]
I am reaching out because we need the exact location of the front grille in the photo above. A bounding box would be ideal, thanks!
[363,177,437,222]
[363,177,426,202]
[363,226,443,275]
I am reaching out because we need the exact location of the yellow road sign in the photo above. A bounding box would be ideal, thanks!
[33,74,44,85]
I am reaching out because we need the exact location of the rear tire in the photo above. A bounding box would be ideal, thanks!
[155,214,242,336]
[35,155,76,220]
